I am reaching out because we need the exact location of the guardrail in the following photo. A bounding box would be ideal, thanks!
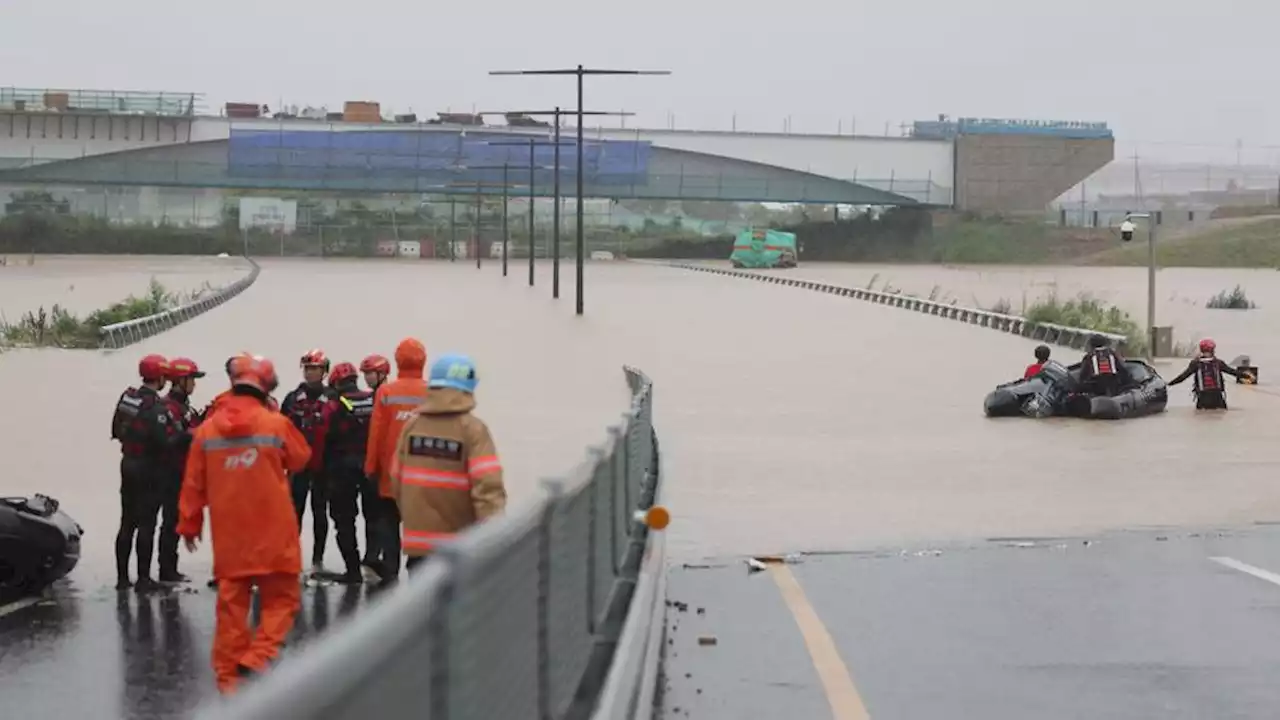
[670,263,1128,353]
[199,366,664,720]
[98,259,261,350]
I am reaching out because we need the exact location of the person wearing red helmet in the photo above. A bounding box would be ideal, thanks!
[178,355,310,695]
[315,362,376,584]
[155,357,206,585]
[110,354,183,592]
[356,354,391,574]
[282,349,334,575]
[1169,338,1252,410]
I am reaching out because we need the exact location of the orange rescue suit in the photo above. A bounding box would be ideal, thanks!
[364,339,429,498]
[177,393,311,694]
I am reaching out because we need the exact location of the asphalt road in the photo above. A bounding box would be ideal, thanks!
[0,581,375,720]
[660,525,1280,720]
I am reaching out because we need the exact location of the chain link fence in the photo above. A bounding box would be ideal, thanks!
[199,366,662,720]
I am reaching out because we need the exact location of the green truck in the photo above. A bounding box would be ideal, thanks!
[730,228,798,269]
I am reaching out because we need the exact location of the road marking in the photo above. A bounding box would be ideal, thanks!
[1209,556,1280,587]
[768,563,871,720]
[0,596,42,618]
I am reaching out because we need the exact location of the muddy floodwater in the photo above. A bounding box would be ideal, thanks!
[0,255,249,319]
[6,256,1280,719]
[3,257,1280,574]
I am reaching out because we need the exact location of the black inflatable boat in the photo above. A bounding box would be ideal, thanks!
[984,359,1168,420]
[0,494,82,597]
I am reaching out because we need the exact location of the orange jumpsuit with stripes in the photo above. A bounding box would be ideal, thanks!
[177,393,311,694]
[389,387,507,556]
[364,338,429,498]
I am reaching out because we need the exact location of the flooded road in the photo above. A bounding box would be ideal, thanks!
[0,255,248,319]
[4,257,1280,718]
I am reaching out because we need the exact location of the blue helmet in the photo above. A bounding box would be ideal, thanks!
[428,353,478,394]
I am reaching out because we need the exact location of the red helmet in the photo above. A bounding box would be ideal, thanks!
[329,362,358,386]
[232,356,279,394]
[139,354,169,382]
[359,354,391,374]
[167,357,206,380]
[1199,338,1216,353]
[300,348,330,372]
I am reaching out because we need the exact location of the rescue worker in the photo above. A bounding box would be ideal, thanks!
[282,349,332,574]
[157,357,206,585]
[1024,345,1051,378]
[319,362,375,584]
[177,356,310,695]
[1169,338,1251,410]
[1078,334,1130,397]
[111,354,181,592]
[205,353,280,419]
[357,354,391,576]
[391,353,507,573]
[364,338,429,581]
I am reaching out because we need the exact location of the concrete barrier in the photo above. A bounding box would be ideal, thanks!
[667,263,1128,353]
[98,258,260,350]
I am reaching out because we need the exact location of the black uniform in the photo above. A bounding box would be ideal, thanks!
[157,388,198,581]
[1079,346,1129,397]
[1170,356,1243,409]
[323,381,376,580]
[282,382,331,567]
[110,385,179,589]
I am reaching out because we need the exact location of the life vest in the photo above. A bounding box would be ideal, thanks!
[111,386,164,458]
[328,387,374,459]
[1090,349,1117,376]
[283,384,328,447]
[1195,357,1224,392]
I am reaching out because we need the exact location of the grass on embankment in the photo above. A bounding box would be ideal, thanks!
[0,278,210,349]
[1083,218,1280,268]
[1023,293,1147,355]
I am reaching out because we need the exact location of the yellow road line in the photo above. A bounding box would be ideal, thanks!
[769,563,871,720]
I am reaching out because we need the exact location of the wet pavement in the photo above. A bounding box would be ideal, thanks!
[661,526,1280,720]
[3,257,1280,718]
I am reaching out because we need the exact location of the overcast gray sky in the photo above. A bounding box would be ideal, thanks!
[3,0,1273,164]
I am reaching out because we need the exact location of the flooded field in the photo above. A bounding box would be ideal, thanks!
[6,256,1280,718]
[704,261,1280,362]
[0,255,249,319]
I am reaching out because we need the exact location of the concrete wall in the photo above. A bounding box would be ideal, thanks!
[953,135,1114,213]
[0,111,199,162]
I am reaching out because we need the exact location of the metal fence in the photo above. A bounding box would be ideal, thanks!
[98,259,260,349]
[199,366,664,720]
[669,262,1128,353]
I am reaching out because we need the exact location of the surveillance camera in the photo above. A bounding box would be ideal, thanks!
[1119,219,1135,242]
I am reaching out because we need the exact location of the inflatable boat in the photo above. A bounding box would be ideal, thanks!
[0,494,82,597]
[984,359,1168,420]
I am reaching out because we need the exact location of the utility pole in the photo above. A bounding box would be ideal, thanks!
[486,137,574,288]
[490,65,670,315]
[484,108,632,299]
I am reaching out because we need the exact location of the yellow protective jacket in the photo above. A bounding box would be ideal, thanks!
[389,388,506,555]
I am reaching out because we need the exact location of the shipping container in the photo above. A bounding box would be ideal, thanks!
[375,240,398,257]
[397,240,421,257]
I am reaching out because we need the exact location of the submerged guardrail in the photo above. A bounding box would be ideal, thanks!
[671,263,1128,353]
[199,366,665,720]
[98,258,260,350]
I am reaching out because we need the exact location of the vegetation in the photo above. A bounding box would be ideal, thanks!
[1024,293,1146,355]
[0,278,207,349]
[1083,218,1280,268]
[1205,285,1257,309]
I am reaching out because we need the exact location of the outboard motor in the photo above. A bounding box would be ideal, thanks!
[0,494,83,597]
[1020,360,1075,418]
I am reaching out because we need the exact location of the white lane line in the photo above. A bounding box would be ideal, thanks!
[0,596,42,619]
[1209,556,1280,587]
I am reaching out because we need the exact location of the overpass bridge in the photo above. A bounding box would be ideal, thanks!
[0,88,1114,211]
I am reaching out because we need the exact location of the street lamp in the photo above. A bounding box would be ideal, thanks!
[487,137,575,287]
[486,109,633,299]
[490,65,671,315]
[1121,214,1156,360]
[452,165,525,277]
